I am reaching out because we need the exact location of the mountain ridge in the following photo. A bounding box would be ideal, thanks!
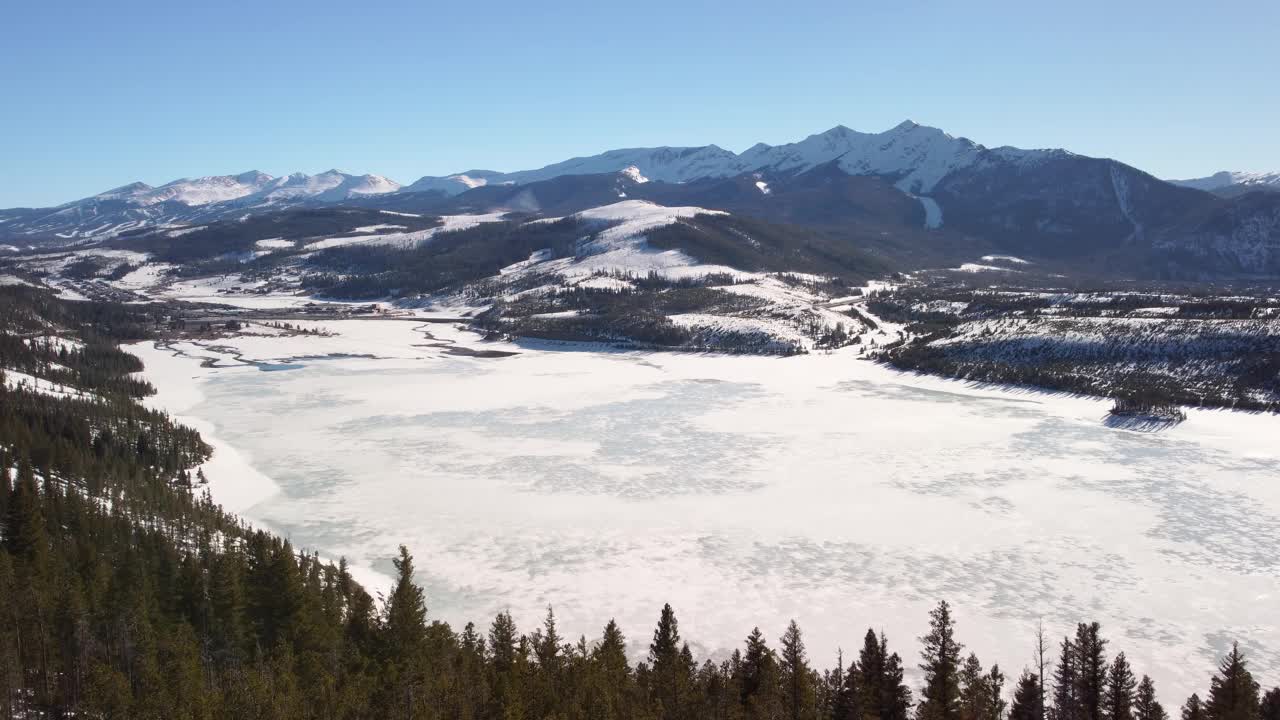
[5,121,1280,278]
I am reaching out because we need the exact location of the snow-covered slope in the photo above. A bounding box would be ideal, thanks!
[72,170,401,209]
[400,120,1038,198]
[1170,170,1280,194]
[739,121,1006,194]
[251,170,401,203]
[132,171,277,206]
[401,170,505,195]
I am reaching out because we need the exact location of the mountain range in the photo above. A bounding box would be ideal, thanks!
[3,121,1280,278]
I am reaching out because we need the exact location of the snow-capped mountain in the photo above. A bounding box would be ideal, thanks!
[73,170,400,209]
[1169,170,1280,196]
[252,170,401,203]
[5,121,1280,277]
[401,170,504,195]
[0,170,403,240]
[401,120,1026,198]
[78,170,399,209]
[94,171,277,207]
[0,120,1068,237]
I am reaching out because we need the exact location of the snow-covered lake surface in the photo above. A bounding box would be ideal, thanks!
[132,319,1280,699]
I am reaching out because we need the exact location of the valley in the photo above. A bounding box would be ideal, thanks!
[2,119,1278,718]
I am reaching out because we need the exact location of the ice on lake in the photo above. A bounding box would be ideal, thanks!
[135,320,1280,700]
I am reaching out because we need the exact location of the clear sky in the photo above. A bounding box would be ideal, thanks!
[3,0,1277,207]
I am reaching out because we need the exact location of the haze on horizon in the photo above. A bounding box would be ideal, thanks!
[2,0,1277,208]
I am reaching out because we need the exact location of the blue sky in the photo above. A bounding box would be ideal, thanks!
[2,0,1276,207]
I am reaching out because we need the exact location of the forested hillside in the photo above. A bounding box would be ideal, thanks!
[0,286,1276,719]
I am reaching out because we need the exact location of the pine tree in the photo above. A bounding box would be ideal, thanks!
[534,605,564,674]
[1054,637,1078,720]
[384,545,427,645]
[989,665,1008,720]
[741,627,780,720]
[1184,695,1205,720]
[1106,653,1137,720]
[488,611,522,720]
[919,601,964,720]
[959,654,1005,720]
[882,641,914,720]
[860,628,887,719]
[532,605,565,718]
[961,654,989,720]
[489,611,519,674]
[1012,671,1045,720]
[650,603,685,720]
[780,620,816,720]
[1074,623,1109,720]
[383,545,428,718]
[830,649,861,720]
[1259,688,1280,720]
[857,630,912,720]
[594,619,632,719]
[208,547,246,663]
[1205,644,1260,720]
[4,458,48,572]
[1135,676,1168,720]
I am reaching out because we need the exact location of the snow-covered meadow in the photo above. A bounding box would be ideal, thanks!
[132,319,1280,699]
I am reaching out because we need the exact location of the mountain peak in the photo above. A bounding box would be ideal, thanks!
[235,170,272,183]
[892,119,921,132]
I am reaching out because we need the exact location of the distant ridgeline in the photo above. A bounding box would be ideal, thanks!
[2,286,1279,718]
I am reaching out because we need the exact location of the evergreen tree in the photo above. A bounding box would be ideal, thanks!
[490,610,526,720]
[1205,644,1260,720]
[1012,671,1045,720]
[989,665,1008,720]
[959,654,1005,720]
[593,619,632,720]
[780,620,816,720]
[860,628,887,719]
[1259,688,1280,720]
[383,545,428,718]
[534,605,564,674]
[741,626,781,720]
[489,610,519,674]
[650,603,685,720]
[1135,676,1168,720]
[1053,637,1078,720]
[830,649,861,720]
[919,601,964,720]
[208,546,247,663]
[1106,653,1137,720]
[882,641,914,720]
[1074,623,1109,720]
[1184,695,1206,720]
[961,654,989,720]
[4,458,48,572]
[531,605,565,718]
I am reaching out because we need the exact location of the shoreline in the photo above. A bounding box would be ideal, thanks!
[130,337,400,592]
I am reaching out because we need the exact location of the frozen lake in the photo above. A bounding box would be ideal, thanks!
[135,319,1280,700]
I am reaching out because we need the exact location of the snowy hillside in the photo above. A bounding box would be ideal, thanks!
[403,120,1039,198]
[1170,170,1280,193]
